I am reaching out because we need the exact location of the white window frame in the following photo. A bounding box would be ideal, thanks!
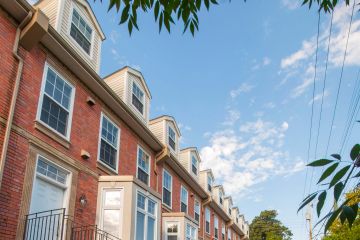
[135,190,158,240]
[131,81,145,116]
[167,125,176,151]
[32,154,72,213]
[214,215,219,240]
[162,169,172,209]
[97,113,120,173]
[194,199,200,223]
[186,223,197,240]
[68,3,94,57]
[191,155,198,176]
[205,207,210,234]
[136,145,151,186]
[99,187,124,238]
[165,221,180,240]
[180,185,188,214]
[36,63,75,141]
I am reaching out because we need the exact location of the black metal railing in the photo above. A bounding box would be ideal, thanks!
[23,208,120,240]
[23,208,66,240]
[71,225,120,240]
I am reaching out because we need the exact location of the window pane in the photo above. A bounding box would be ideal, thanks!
[136,211,145,240]
[148,200,156,215]
[70,9,92,54]
[163,189,171,206]
[99,140,117,169]
[104,191,121,206]
[137,168,149,185]
[147,217,155,240]
[103,210,120,237]
[137,194,146,209]
[181,203,187,213]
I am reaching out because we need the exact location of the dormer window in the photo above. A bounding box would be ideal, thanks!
[207,175,212,192]
[219,191,223,205]
[168,126,176,151]
[132,82,144,114]
[228,207,232,215]
[70,9,92,54]
[191,156,198,176]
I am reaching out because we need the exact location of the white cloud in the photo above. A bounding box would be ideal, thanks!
[264,102,276,109]
[200,119,303,199]
[263,57,271,66]
[281,40,316,69]
[110,30,119,44]
[281,0,299,10]
[308,90,330,105]
[291,65,316,98]
[223,109,241,126]
[230,83,255,99]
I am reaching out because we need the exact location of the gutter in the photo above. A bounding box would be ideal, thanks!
[0,11,33,188]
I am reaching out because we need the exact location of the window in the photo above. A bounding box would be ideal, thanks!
[222,223,225,240]
[38,65,74,138]
[194,200,200,222]
[98,114,119,171]
[180,186,188,213]
[186,224,197,240]
[163,170,172,208]
[70,9,92,54]
[135,192,157,240]
[166,222,179,240]
[191,156,198,176]
[137,146,150,185]
[168,126,176,151]
[36,157,68,185]
[236,216,239,223]
[207,175,212,192]
[228,207,232,216]
[219,191,223,205]
[205,207,210,234]
[132,82,145,114]
[214,216,219,240]
[228,229,232,240]
[100,189,122,237]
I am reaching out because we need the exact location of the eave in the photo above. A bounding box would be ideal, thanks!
[227,220,245,237]
[4,0,163,152]
[203,197,231,223]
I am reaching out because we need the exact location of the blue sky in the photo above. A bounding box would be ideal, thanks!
[71,0,360,239]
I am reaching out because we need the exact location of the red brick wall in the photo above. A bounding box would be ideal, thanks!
[0,8,158,239]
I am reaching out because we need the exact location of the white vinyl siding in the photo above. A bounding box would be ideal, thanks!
[180,186,188,213]
[37,64,75,140]
[98,113,120,172]
[162,170,172,208]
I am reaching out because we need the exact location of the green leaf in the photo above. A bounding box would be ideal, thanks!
[190,21,195,36]
[329,165,351,188]
[339,210,346,224]
[204,0,210,10]
[128,20,133,35]
[343,205,356,228]
[333,182,344,202]
[350,144,360,161]
[318,162,339,184]
[324,208,342,233]
[298,193,318,213]
[307,159,333,167]
[154,1,160,20]
[158,12,163,32]
[316,191,326,217]
[353,171,360,178]
[120,4,130,24]
[331,153,341,160]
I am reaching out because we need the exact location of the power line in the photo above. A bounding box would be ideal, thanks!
[324,0,356,157]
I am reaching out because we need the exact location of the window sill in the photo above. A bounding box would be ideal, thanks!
[162,203,172,212]
[97,161,118,175]
[34,121,70,149]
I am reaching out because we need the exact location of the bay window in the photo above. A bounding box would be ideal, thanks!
[135,192,157,240]
[166,222,179,240]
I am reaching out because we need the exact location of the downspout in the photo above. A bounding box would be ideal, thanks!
[0,12,33,188]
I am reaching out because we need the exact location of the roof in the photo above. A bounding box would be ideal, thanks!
[149,115,181,137]
[224,196,233,205]
[103,66,152,99]
[200,169,214,180]
[213,185,225,193]
[180,147,201,162]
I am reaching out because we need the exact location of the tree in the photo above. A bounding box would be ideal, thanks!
[98,0,355,35]
[322,188,360,240]
[250,210,293,240]
[298,144,360,233]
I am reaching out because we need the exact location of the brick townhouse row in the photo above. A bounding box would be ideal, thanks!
[0,0,250,239]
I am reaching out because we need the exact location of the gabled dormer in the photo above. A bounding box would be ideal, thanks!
[36,0,105,72]
[213,185,225,207]
[232,207,240,223]
[224,196,233,217]
[199,169,214,195]
[238,214,245,231]
[179,147,201,180]
[149,116,181,157]
[104,67,151,124]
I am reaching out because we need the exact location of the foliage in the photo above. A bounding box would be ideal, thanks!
[298,144,360,233]
[322,188,360,240]
[249,210,293,240]
[99,0,356,35]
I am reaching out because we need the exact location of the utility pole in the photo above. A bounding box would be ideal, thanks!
[305,203,313,240]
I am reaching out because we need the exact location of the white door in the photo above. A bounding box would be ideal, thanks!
[30,177,65,214]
